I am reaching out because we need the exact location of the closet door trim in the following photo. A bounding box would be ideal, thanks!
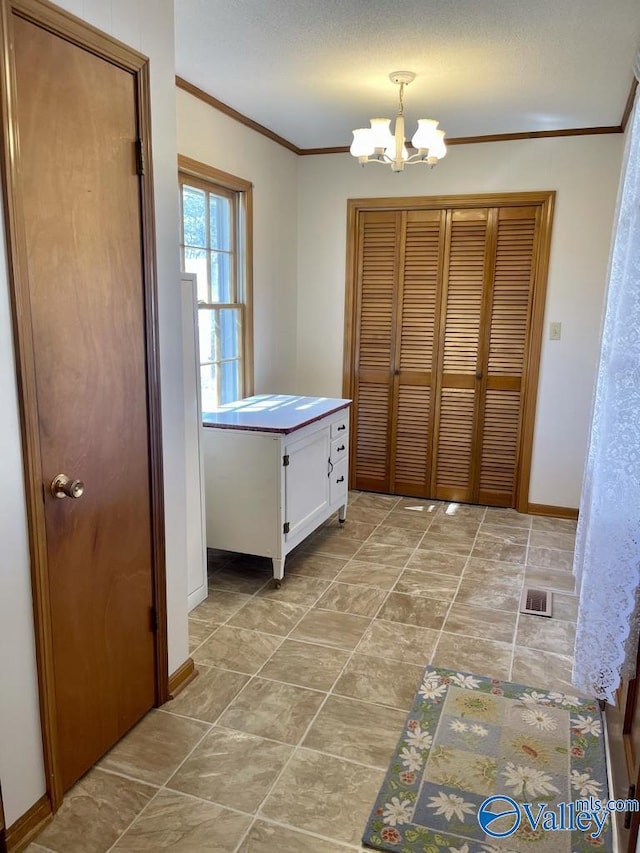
[343,191,555,511]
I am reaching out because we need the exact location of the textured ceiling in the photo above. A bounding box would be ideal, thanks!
[174,0,640,149]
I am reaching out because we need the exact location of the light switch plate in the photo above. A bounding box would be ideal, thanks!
[549,321,562,341]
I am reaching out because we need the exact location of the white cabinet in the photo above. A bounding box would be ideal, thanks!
[202,395,350,585]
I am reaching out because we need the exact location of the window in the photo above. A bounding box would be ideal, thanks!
[178,158,253,411]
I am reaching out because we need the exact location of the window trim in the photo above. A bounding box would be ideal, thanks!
[178,155,254,400]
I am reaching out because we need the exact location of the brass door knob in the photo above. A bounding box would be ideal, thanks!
[50,473,84,499]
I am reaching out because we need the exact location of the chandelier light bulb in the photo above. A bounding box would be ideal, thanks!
[350,127,375,158]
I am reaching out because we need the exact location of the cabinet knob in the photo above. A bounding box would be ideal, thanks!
[336,476,345,483]
[337,424,346,431]
[337,444,345,452]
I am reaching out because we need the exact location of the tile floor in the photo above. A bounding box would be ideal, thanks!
[28,493,579,853]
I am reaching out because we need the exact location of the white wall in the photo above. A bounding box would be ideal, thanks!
[0,0,189,826]
[176,88,299,393]
[296,135,624,508]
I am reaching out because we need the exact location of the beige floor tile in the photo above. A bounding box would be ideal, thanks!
[529,530,576,550]
[188,619,216,653]
[290,609,371,651]
[238,821,356,853]
[527,546,574,572]
[397,496,444,511]
[303,695,406,768]
[353,542,415,568]
[111,789,251,852]
[257,639,350,690]
[378,510,435,531]
[531,516,577,534]
[208,566,271,595]
[483,507,533,528]
[477,524,530,545]
[525,567,576,593]
[163,665,249,724]
[433,633,513,680]
[190,591,252,626]
[406,550,468,576]
[228,597,307,636]
[345,505,393,525]
[334,654,425,709]
[306,530,363,559]
[366,526,424,548]
[440,503,487,521]
[427,519,480,538]
[355,619,439,665]
[511,647,576,694]
[261,749,384,845]
[193,625,282,674]
[471,533,527,564]
[376,592,449,629]
[455,575,523,611]
[284,553,348,580]
[325,519,378,540]
[356,493,400,510]
[315,581,387,617]
[98,710,208,786]
[393,569,459,601]
[335,561,403,589]
[464,556,525,579]
[230,554,273,572]
[258,574,329,606]
[516,614,576,656]
[167,726,291,813]
[217,678,325,744]
[417,532,475,557]
[36,768,156,853]
[443,603,517,644]
[552,593,579,622]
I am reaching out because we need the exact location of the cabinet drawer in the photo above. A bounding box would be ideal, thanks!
[330,435,348,465]
[331,417,349,439]
[330,459,348,505]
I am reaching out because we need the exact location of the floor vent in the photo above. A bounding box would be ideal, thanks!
[520,587,553,617]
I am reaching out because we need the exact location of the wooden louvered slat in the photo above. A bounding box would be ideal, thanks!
[488,217,535,377]
[435,387,475,501]
[442,217,488,374]
[478,389,521,505]
[393,385,430,495]
[355,381,390,490]
[399,217,440,372]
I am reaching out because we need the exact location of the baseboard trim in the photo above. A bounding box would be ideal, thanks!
[527,502,579,519]
[6,794,51,852]
[168,657,197,699]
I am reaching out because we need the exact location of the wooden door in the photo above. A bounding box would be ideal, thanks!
[347,196,549,509]
[12,14,157,791]
[0,781,6,853]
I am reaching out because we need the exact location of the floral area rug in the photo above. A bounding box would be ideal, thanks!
[362,666,612,853]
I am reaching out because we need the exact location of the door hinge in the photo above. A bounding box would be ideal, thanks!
[135,138,145,176]
[283,454,289,467]
[150,606,158,633]
[283,521,290,534]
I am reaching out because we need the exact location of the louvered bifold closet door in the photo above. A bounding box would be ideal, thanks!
[433,209,490,502]
[477,206,537,505]
[353,211,400,492]
[391,210,444,496]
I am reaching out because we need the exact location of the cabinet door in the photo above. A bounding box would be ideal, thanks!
[284,428,330,541]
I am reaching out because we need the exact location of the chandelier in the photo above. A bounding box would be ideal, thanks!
[350,71,447,172]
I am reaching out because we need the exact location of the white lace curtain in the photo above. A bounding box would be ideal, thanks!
[572,62,640,703]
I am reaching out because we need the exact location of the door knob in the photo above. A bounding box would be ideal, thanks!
[50,473,84,499]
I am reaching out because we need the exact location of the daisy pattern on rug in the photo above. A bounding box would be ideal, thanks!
[521,707,558,731]
[419,675,447,701]
[470,724,488,737]
[450,673,481,690]
[519,690,550,705]
[449,719,468,734]
[400,745,423,772]
[405,725,433,750]
[427,791,475,822]
[570,770,604,798]
[501,761,561,798]
[571,715,602,737]
[382,796,413,826]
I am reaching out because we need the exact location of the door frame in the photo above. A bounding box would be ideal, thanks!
[343,191,555,513]
[0,0,169,811]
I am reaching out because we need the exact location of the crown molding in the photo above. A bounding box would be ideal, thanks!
[177,75,637,156]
